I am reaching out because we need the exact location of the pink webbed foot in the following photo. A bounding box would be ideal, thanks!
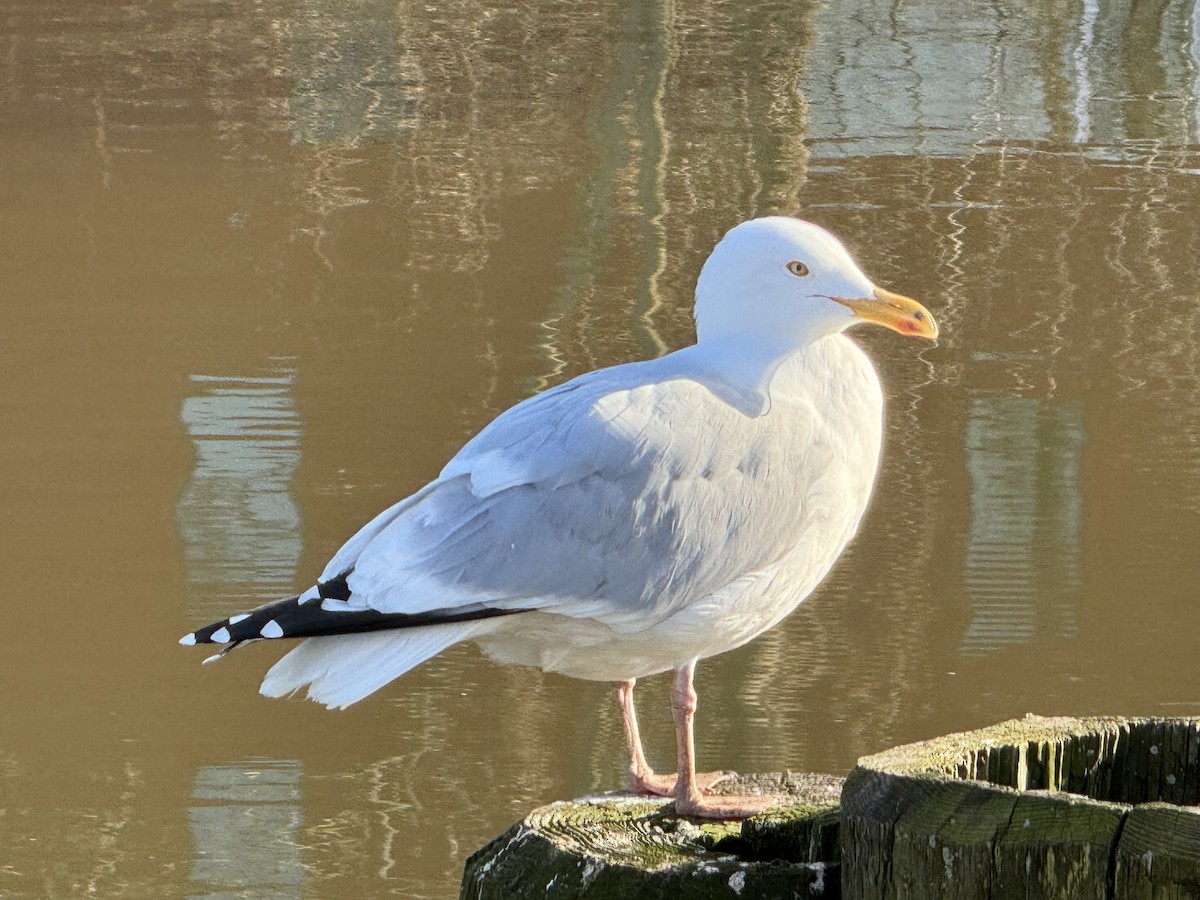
[626,769,733,797]
[673,790,775,820]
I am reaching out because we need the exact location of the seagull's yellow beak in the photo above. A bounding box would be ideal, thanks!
[835,287,939,341]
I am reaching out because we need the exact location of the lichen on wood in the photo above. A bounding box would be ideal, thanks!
[460,772,843,899]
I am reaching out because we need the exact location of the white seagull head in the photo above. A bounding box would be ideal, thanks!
[694,217,938,347]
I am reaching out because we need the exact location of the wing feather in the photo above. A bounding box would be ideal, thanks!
[331,357,829,632]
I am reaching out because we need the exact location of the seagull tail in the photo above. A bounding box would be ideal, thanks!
[259,623,485,709]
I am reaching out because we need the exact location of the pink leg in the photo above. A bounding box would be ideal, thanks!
[618,679,671,794]
[616,678,730,797]
[671,661,772,819]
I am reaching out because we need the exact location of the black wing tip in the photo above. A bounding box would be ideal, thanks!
[179,571,356,645]
[181,596,302,647]
[180,581,532,649]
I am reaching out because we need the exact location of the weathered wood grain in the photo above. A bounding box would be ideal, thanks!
[460,772,843,899]
[841,715,1200,900]
[1113,802,1200,898]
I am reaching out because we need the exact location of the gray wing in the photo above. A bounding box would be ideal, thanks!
[320,362,829,632]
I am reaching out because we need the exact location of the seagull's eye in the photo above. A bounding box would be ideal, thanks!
[786,260,810,277]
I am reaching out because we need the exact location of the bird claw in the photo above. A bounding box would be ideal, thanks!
[697,770,735,794]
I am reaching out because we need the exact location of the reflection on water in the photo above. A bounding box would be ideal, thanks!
[962,395,1082,654]
[537,0,678,381]
[4,0,1200,897]
[189,760,304,899]
[527,0,816,385]
[803,0,1200,156]
[176,363,302,614]
[286,0,419,145]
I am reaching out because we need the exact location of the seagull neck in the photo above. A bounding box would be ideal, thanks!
[675,334,810,418]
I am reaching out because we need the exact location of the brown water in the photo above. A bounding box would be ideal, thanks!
[3,0,1200,896]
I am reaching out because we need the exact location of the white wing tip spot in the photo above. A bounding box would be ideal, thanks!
[298,586,320,604]
[211,627,232,643]
[229,614,250,625]
[261,619,284,639]
[179,633,197,646]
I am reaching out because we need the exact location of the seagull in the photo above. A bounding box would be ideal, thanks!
[181,216,937,819]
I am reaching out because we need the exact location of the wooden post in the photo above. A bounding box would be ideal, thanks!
[463,716,1200,898]
[841,715,1200,899]
[460,772,844,899]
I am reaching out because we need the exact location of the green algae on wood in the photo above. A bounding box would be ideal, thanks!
[841,715,1200,900]
[460,772,843,899]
